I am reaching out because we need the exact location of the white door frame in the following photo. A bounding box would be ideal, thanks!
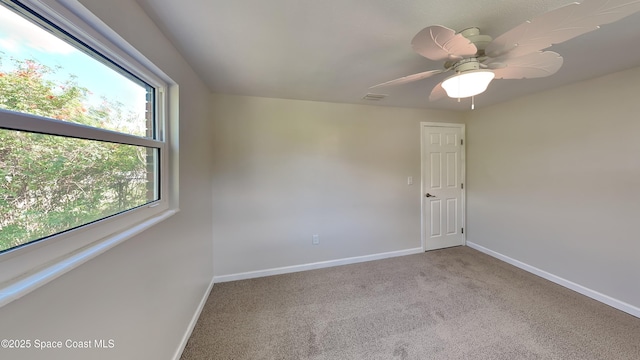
[420,122,466,251]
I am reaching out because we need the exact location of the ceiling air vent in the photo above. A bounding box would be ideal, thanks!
[362,93,387,101]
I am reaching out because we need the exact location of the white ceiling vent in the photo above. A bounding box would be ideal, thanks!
[362,93,387,101]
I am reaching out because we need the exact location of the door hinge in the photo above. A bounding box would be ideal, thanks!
[461,139,464,145]
[461,183,464,189]
[461,227,464,234]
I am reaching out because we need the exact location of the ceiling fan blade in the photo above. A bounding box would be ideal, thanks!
[488,51,563,79]
[429,82,448,101]
[411,25,478,61]
[485,0,640,59]
[370,69,444,89]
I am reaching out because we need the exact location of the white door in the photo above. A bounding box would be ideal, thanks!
[422,123,465,251]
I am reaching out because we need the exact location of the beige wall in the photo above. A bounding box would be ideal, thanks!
[465,66,640,308]
[211,94,463,276]
[0,1,214,359]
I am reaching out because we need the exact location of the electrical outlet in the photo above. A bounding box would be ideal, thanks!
[312,234,319,245]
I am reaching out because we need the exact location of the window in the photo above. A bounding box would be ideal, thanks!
[0,0,175,304]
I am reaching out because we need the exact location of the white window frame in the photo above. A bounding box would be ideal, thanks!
[0,0,178,307]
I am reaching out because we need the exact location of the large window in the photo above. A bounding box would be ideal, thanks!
[0,0,169,255]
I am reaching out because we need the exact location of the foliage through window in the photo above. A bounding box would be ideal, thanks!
[0,0,164,253]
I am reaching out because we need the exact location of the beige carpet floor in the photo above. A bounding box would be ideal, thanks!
[181,246,640,359]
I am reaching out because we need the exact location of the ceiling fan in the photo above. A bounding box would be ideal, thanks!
[371,0,640,107]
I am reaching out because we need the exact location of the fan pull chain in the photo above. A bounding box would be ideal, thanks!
[471,96,475,110]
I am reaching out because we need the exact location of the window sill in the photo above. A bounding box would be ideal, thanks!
[0,209,177,308]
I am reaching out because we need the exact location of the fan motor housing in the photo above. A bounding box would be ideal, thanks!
[444,28,493,70]
[460,27,493,52]
[451,58,481,73]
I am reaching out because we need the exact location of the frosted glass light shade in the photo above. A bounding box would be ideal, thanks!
[441,70,495,98]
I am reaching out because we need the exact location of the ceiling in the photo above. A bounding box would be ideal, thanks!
[137,0,640,111]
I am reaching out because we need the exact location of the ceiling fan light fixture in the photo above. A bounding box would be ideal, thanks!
[441,70,495,98]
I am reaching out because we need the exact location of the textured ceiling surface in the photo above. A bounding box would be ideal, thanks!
[137,0,640,111]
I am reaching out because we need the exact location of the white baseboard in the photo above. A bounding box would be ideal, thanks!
[172,277,216,360]
[213,247,424,283]
[466,241,640,319]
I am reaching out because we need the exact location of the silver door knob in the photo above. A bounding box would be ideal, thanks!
[425,193,436,198]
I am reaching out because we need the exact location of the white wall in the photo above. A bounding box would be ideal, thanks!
[0,1,214,359]
[465,66,640,309]
[210,94,463,276]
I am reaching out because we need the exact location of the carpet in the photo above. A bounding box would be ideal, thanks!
[181,246,640,359]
